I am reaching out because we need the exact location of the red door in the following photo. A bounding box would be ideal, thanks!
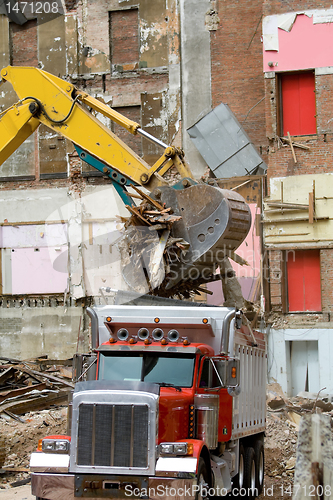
[287,249,321,312]
[281,72,316,136]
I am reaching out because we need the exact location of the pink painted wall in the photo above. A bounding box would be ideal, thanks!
[11,247,68,294]
[207,204,261,304]
[263,14,333,72]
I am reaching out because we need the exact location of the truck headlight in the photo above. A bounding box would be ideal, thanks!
[39,437,70,454]
[159,442,192,456]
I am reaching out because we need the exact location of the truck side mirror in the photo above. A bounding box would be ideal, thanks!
[213,358,240,391]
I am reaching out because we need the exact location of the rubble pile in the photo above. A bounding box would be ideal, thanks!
[260,384,333,499]
[0,356,73,486]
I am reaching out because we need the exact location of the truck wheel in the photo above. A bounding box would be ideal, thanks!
[244,446,256,498]
[231,443,245,492]
[254,440,264,495]
[196,458,210,500]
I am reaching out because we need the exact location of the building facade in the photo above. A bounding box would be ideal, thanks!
[1,0,333,396]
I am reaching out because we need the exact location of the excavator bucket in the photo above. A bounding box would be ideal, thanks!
[119,182,251,298]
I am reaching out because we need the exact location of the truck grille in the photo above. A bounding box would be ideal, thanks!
[77,404,149,468]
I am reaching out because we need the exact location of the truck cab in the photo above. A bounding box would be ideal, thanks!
[30,304,266,500]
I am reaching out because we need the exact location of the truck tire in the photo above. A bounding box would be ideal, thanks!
[196,458,210,500]
[231,443,245,492]
[254,440,264,495]
[244,446,256,498]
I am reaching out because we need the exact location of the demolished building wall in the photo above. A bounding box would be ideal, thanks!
[0,0,189,359]
[262,1,333,395]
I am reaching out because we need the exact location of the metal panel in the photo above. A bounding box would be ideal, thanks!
[231,346,266,440]
[70,385,158,476]
[77,403,149,468]
[187,103,267,177]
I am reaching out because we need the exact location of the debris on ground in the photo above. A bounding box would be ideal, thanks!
[0,356,72,488]
[259,383,333,499]
[1,375,332,495]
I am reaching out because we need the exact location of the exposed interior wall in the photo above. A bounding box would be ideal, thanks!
[210,0,267,161]
[0,305,88,360]
[268,328,333,397]
[180,0,212,178]
[263,11,333,72]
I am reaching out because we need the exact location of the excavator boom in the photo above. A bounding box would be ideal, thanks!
[0,65,251,298]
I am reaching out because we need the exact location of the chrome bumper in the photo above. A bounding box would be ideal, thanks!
[31,473,197,500]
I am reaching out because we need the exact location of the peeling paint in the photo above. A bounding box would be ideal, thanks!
[140,20,168,54]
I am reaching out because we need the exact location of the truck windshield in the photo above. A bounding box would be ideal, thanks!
[98,352,195,388]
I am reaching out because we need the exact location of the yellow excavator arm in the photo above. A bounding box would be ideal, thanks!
[0,65,252,299]
[0,65,192,190]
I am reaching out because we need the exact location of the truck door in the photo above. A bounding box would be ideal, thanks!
[197,357,233,442]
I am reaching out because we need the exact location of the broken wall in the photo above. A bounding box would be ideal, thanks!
[262,2,333,396]
[180,0,212,177]
[207,176,263,305]
[210,0,267,162]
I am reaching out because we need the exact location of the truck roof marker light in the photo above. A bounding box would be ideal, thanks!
[144,338,151,345]
[161,338,168,345]
[129,338,137,344]
[154,317,160,323]
[109,337,117,344]
[202,318,208,324]
[183,338,190,346]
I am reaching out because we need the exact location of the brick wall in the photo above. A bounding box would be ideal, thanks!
[263,1,333,321]
[110,9,139,69]
[320,249,333,313]
[112,106,142,157]
[211,0,267,159]
[10,19,37,67]
[267,137,333,185]
[263,0,333,16]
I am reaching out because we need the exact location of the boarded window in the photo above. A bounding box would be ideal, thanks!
[287,249,321,312]
[10,19,38,66]
[280,72,316,136]
[109,9,139,72]
[39,125,68,178]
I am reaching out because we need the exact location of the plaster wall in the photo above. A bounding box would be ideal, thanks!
[263,11,333,73]
[0,306,87,359]
[267,327,333,397]
[180,0,212,178]
[264,173,333,247]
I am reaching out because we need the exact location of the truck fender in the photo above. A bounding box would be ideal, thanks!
[177,439,212,485]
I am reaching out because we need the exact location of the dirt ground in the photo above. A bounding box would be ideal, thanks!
[0,401,299,499]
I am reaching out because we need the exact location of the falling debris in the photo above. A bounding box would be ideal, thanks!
[117,187,213,299]
[118,184,252,300]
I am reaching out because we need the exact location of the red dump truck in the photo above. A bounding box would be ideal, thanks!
[30,299,266,500]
